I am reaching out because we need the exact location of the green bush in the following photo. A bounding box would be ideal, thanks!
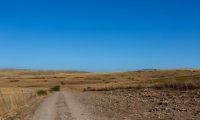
[37,90,47,96]
[51,85,60,91]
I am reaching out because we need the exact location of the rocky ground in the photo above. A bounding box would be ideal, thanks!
[77,89,200,120]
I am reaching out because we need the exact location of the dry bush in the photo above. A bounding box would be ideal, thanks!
[37,90,47,96]
[151,82,200,90]
[83,74,200,91]
[83,82,144,91]
[9,80,19,82]
[50,85,60,92]
[84,77,102,80]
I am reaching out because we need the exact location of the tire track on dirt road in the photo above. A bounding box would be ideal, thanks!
[32,92,59,120]
[30,91,95,120]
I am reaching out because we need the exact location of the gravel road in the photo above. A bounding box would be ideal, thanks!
[30,91,96,120]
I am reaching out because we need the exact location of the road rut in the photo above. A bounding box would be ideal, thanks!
[30,91,95,120]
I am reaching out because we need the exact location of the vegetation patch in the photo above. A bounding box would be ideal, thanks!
[61,81,65,85]
[10,80,19,82]
[85,77,102,80]
[53,76,65,78]
[83,83,144,91]
[31,77,45,79]
[151,82,200,90]
[37,90,47,96]
[50,85,60,91]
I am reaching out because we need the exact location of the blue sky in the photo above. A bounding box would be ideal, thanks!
[0,0,200,72]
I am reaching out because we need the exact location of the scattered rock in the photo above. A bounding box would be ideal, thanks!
[159,100,169,106]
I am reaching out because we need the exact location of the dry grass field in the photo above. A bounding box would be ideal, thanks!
[0,68,200,90]
[0,87,37,115]
[0,68,200,119]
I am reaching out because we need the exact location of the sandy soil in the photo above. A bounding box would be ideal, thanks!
[11,89,200,120]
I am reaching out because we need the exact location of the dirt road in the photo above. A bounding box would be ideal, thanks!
[28,91,95,120]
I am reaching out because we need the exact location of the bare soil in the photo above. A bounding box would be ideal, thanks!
[11,89,200,120]
[79,89,200,120]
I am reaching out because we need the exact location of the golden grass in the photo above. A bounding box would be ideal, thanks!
[0,87,39,115]
[83,74,200,91]
[1,68,200,89]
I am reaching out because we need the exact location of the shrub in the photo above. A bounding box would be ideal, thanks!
[51,85,60,91]
[10,80,19,82]
[61,81,65,85]
[37,90,47,96]
[83,87,94,91]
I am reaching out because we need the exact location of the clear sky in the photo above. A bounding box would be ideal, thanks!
[0,0,200,72]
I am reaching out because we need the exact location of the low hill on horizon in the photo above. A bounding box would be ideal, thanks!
[0,68,200,89]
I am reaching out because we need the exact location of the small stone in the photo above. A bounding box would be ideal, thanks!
[155,107,160,111]
[172,107,177,110]
[159,100,169,106]
[180,109,187,112]
[166,107,171,113]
